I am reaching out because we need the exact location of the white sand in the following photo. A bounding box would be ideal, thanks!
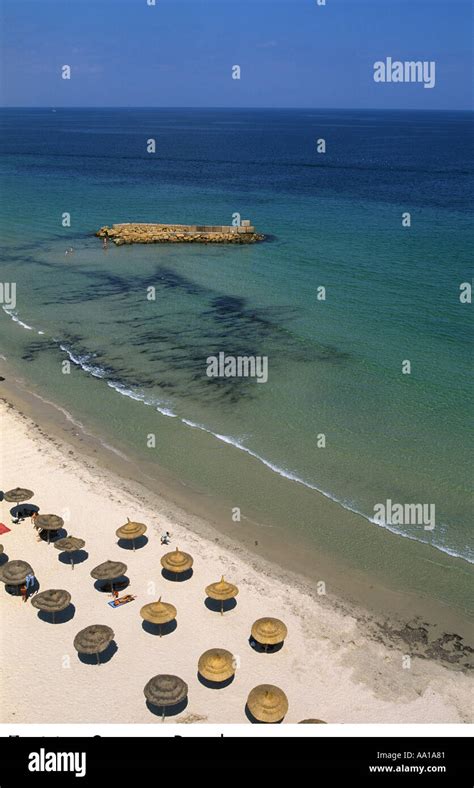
[0,399,471,724]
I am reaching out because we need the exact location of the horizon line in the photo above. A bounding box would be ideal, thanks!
[0,105,473,112]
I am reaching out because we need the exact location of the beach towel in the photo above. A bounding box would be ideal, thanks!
[0,523,11,535]
[108,594,136,609]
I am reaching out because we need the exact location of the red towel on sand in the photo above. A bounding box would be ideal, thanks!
[0,523,11,535]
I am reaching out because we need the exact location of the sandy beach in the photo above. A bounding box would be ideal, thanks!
[0,394,472,725]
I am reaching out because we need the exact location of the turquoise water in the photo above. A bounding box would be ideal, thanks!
[0,108,472,563]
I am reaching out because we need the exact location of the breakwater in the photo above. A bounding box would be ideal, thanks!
[96,221,265,244]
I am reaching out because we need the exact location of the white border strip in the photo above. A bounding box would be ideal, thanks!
[0,724,471,737]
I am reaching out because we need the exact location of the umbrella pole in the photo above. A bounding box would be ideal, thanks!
[52,611,56,624]
[132,540,135,552]
[70,555,74,570]
[159,625,162,638]
[48,530,50,545]
[221,600,223,616]
[96,652,100,665]
[162,707,166,722]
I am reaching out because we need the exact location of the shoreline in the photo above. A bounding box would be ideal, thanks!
[0,351,472,639]
[1,358,473,641]
[1,391,473,724]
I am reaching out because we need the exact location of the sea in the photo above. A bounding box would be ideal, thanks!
[0,108,472,612]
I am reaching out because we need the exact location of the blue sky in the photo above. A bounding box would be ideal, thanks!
[0,0,472,109]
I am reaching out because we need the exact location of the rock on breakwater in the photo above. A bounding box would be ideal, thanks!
[96,221,265,245]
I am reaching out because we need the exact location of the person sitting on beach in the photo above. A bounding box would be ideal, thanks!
[20,583,28,603]
[12,506,25,524]
[25,573,35,593]
[160,531,171,545]
[32,513,44,541]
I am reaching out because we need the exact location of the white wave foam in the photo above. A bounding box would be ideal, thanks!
[2,306,45,335]
[2,307,33,330]
[180,419,473,565]
[60,344,178,417]
[59,344,108,379]
[157,405,177,418]
[107,380,178,417]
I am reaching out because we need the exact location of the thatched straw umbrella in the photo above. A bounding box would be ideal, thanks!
[0,559,33,587]
[251,617,288,651]
[140,597,177,637]
[73,624,114,664]
[205,575,239,615]
[116,518,147,551]
[35,514,64,545]
[90,560,127,593]
[298,719,327,724]
[4,487,34,503]
[247,684,289,724]
[144,674,188,720]
[31,589,71,623]
[160,547,193,580]
[54,536,85,570]
[198,649,235,684]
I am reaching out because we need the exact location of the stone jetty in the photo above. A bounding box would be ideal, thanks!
[96,220,265,245]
